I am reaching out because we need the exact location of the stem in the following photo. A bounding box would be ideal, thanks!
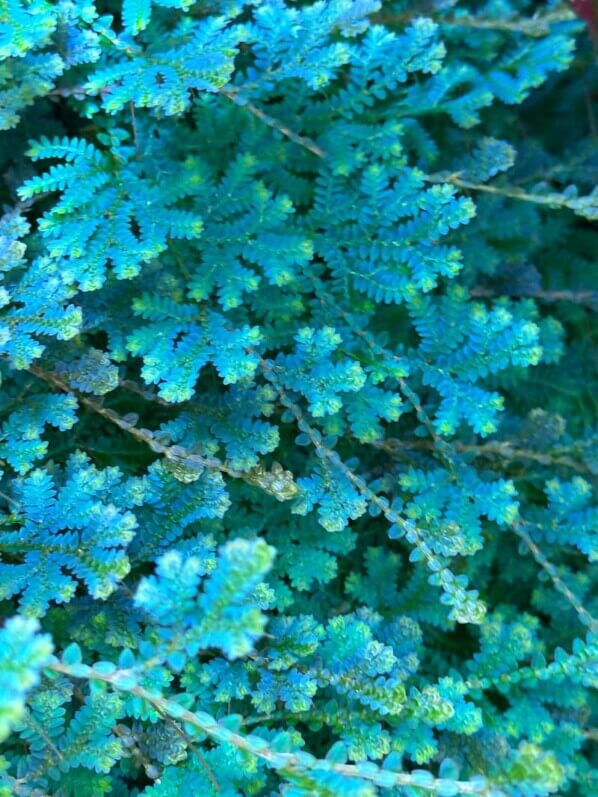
[261,358,486,623]
[300,287,596,629]
[375,8,575,36]
[310,277,455,470]
[471,287,597,308]
[378,437,592,474]
[431,174,587,212]
[152,704,221,792]
[129,101,140,157]
[24,362,297,501]
[46,660,500,795]
[513,522,598,633]
[441,9,575,35]
[221,89,326,158]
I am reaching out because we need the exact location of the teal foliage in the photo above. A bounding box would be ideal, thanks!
[0,207,82,369]
[126,304,262,402]
[0,616,53,742]
[0,452,140,615]
[87,11,247,113]
[0,392,78,472]
[314,169,476,305]
[0,1,596,796]
[0,0,101,129]
[54,347,119,394]
[18,135,203,288]
[276,326,366,417]
[529,477,598,561]
[134,537,275,661]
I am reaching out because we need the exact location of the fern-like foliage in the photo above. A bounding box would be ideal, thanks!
[18,135,203,288]
[0,615,53,742]
[0,452,140,615]
[134,537,275,662]
[0,1,596,796]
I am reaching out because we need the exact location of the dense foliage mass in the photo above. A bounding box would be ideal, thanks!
[0,0,597,795]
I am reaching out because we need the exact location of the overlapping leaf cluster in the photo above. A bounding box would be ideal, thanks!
[0,1,596,796]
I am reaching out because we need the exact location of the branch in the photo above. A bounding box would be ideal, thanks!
[374,6,575,36]
[46,84,327,161]
[440,9,575,36]
[220,89,326,158]
[513,522,598,633]
[378,437,592,474]
[309,279,457,473]
[47,660,501,796]
[25,362,298,502]
[152,704,221,792]
[471,286,597,309]
[119,377,173,406]
[300,287,596,629]
[429,173,595,216]
[261,357,486,623]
